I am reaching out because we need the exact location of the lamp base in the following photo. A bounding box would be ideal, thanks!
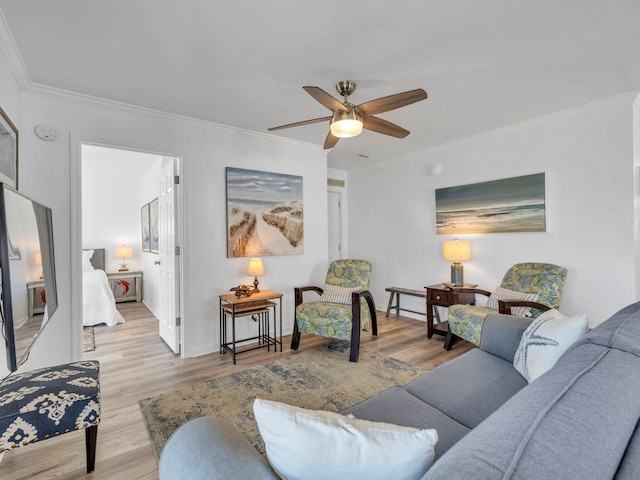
[253,276,260,293]
[450,263,464,287]
[119,263,129,272]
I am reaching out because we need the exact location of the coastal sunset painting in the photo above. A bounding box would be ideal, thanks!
[435,173,546,234]
[226,167,303,258]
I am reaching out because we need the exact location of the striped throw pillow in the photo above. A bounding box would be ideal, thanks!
[486,286,539,317]
[319,284,359,304]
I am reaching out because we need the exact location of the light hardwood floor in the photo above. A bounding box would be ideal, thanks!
[1,302,472,479]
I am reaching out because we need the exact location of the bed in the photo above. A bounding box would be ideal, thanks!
[83,249,125,327]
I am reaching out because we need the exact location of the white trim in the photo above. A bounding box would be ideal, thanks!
[349,91,640,173]
[25,82,323,150]
[0,7,30,89]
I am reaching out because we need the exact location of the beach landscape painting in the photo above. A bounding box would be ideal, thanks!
[435,173,546,234]
[226,167,303,258]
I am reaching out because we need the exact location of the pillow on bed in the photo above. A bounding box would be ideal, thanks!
[82,250,94,271]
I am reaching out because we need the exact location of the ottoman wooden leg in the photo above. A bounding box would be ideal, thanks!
[85,425,98,473]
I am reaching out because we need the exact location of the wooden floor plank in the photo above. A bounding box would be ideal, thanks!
[0,302,472,479]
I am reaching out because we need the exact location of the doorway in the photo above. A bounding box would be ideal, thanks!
[78,144,183,355]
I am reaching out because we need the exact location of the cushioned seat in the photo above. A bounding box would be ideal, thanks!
[447,263,567,347]
[0,361,101,473]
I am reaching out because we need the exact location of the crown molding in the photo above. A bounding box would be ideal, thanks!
[350,90,640,173]
[0,7,30,89]
[25,82,322,151]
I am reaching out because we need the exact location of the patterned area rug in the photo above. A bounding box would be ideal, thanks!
[139,342,425,461]
[83,326,95,352]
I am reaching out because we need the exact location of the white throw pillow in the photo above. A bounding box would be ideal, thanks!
[253,398,438,480]
[319,284,358,304]
[486,286,539,317]
[82,250,94,272]
[513,308,588,383]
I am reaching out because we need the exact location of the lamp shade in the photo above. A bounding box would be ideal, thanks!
[247,258,265,277]
[330,110,363,138]
[116,245,133,259]
[442,240,471,262]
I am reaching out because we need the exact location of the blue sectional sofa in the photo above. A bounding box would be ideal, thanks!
[159,301,640,479]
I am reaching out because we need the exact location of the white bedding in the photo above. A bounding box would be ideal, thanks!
[83,269,125,327]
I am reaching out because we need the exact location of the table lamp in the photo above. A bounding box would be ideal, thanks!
[116,245,133,271]
[442,239,471,286]
[247,258,264,292]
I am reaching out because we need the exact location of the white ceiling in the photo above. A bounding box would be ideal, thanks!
[1,0,639,170]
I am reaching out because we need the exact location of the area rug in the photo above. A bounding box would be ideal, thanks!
[139,342,425,460]
[83,326,95,352]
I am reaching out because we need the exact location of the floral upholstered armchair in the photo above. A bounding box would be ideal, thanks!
[291,259,377,362]
[445,262,568,349]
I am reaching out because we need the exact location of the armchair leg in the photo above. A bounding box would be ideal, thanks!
[291,320,301,350]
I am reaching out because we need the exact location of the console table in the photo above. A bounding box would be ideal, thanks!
[219,290,283,364]
[425,283,476,342]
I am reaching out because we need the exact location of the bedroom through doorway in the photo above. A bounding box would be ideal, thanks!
[80,144,183,354]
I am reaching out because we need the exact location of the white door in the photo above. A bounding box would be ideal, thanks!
[158,159,180,353]
[328,191,342,261]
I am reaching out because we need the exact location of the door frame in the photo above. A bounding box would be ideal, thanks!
[70,133,185,360]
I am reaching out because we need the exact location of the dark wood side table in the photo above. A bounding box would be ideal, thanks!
[425,283,477,340]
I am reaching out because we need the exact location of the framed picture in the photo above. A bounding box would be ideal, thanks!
[435,173,546,234]
[226,167,303,258]
[0,106,18,190]
[141,203,150,252]
[149,198,159,253]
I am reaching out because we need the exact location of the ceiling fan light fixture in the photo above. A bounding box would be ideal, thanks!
[330,109,363,138]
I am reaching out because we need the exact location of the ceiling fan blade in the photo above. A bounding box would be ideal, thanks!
[363,116,410,138]
[303,86,348,112]
[324,131,339,149]
[356,89,427,117]
[268,116,331,131]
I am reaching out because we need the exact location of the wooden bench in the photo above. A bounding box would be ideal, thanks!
[385,287,427,318]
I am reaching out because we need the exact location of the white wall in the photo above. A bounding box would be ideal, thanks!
[348,95,636,327]
[0,86,328,376]
[82,146,160,272]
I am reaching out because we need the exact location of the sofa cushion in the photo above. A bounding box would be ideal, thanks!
[405,348,527,429]
[254,398,438,480]
[513,308,588,382]
[616,419,640,479]
[479,314,532,362]
[342,386,470,460]
[574,300,640,357]
[425,343,640,480]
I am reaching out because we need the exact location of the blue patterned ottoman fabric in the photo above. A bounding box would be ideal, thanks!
[0,361,100,452]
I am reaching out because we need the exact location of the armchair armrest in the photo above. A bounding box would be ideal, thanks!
[159,416,279,480]
[294,285,323,307]
[498,299,552,315]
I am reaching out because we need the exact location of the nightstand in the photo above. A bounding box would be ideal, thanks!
[106,270,143,302]
[425,283,477,340]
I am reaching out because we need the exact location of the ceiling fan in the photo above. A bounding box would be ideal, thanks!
[268,80,428,149]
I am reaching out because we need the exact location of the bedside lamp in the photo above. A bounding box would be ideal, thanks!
[35,251,43,279]
[247,258,265,292]
[116,245,133,272]
[442,239,471,287]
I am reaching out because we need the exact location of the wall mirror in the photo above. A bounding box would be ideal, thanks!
[0,183,58,372]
